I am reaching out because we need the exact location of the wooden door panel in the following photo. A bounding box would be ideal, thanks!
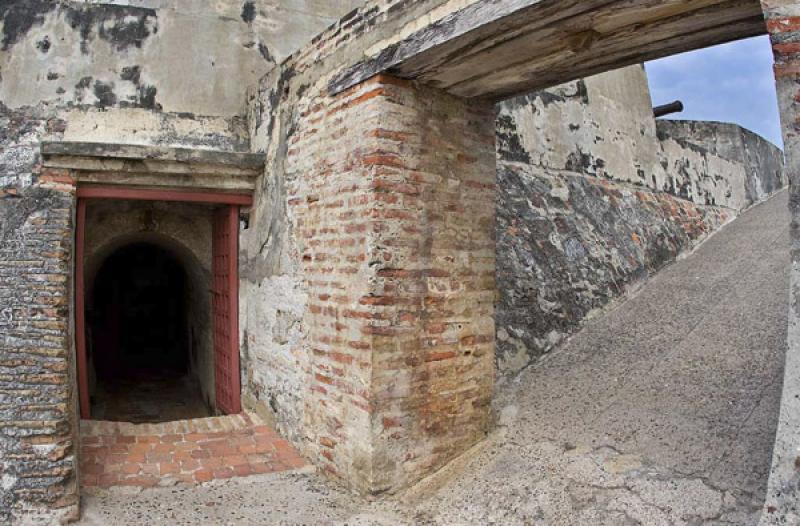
[212,206,241,414]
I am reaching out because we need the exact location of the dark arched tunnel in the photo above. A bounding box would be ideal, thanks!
[88,242,211,422]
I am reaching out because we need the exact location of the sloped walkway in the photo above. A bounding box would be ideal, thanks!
[401,190,790,525]
[78,191,790,525]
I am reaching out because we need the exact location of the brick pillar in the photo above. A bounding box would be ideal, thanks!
[762,2,800,522]
[289,75,495,493]
[0,168,79,523]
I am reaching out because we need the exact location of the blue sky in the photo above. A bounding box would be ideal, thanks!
[645,35,783,148]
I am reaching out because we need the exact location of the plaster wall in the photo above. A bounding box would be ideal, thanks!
[497,65,661,188]
[1,0,364,116]
[497,64,785,213]
[0,0,369,171]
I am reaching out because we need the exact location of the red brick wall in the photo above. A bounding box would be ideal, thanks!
[285,75,495,492]
[0,167,79,523]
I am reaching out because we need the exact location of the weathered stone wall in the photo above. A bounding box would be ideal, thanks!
[495,65,785,376]
[496,65,785,213]
[496,66,661,190]
[496,163,733,374]
[657,119,786,208]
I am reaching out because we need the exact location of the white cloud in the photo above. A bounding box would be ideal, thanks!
[645,36,783,148]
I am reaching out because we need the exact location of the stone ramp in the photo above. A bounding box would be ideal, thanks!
[79,191,790,525]
[405,189,790,524]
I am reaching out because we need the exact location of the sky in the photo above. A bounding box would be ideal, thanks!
[645,35,783,148]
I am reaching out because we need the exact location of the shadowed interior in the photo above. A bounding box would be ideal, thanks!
[88,242,211,423]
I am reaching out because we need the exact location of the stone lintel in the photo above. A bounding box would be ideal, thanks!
[40,142,265,191]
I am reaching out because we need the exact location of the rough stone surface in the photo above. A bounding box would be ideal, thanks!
[761,3,800,522]
[496,163,733,374]
[657,119,786,209]
[0,176,78,524]
[494,65,785,376]
[76,191,789,525]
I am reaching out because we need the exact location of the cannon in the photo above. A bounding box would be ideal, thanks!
[653,100,684,118]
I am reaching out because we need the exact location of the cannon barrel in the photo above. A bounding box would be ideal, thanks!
[653,100,684,118]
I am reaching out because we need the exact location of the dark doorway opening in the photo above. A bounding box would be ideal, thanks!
[88,242,211,423]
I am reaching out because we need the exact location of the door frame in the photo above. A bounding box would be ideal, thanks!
[74,185,253,419]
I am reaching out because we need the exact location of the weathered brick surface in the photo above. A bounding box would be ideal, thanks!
[362,81,495,491]
[296,76,495,492]
[239,2,466,464]
[79,414,305,489]
[244,71,495,493]
[0,101,77,524]
[240,0,508,495]
[0,176,77,523]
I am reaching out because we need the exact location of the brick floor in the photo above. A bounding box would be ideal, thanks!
[79,413,306,489]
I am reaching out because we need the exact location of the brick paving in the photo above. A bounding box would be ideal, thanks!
[80,413,305,489]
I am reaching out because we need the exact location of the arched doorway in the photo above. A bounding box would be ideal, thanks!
[87,241,211,422]
[74,192,245,421]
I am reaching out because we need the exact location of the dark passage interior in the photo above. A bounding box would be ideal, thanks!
[88,242,211,423]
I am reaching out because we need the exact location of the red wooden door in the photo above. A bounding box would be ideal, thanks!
[212,206,242,414]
